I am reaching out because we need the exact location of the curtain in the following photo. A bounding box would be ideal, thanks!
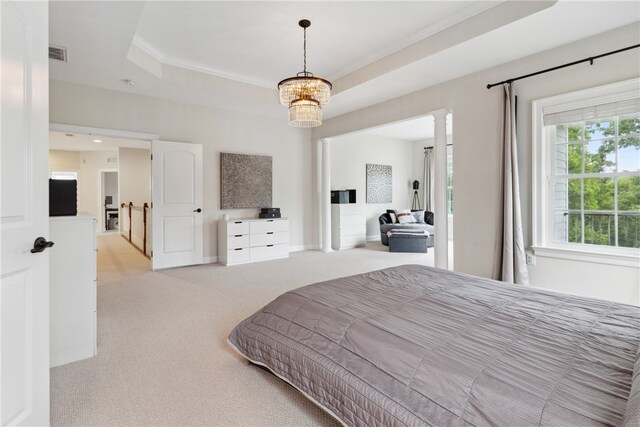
[423,148,434,212]
[494,83,529,285]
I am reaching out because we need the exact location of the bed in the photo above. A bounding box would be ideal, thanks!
[228,264,640,427]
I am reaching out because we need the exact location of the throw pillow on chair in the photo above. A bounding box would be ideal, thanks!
[395,209,417,224]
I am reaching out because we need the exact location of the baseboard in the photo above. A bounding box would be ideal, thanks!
[290,244,320,252]
[50,344,95,368]
[131,235,144,250]
[367,235,381,242]
[203,256,218,264]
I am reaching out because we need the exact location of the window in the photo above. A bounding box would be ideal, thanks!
[50,171,78,180]
[532,79,640,266]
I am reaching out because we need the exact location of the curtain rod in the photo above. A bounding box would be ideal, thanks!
[486,44,640,89]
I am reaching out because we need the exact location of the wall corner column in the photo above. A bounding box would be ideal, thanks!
[433,110,449,269]
[320,138,333,252]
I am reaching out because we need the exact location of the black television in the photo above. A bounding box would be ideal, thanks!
[331,189,356,204]
[49,179,77,216]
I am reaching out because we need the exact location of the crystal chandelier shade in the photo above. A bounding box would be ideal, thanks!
[278,20,331,128]
[278,75,332,107]
[288,98,322,128]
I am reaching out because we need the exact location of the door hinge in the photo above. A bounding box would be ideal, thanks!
[150,202,153,208]
[151,250,153,257]
[150,154,153,160]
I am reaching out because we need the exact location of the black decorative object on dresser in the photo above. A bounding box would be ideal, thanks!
[331,189,356,204]
[259,208,281,219]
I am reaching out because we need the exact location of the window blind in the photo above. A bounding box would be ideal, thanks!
[543,97,640,126]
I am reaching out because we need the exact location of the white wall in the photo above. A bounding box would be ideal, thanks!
[77,151,118,228]
[118,148,149,208]
[331,133,414,240]
[49,149,81,172]
[50,81,313,261]
[118,147,150,248]
[313,23,640,305]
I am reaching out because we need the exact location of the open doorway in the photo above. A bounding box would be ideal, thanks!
[101,171,119,232]
[48,125,155,275]
[322,111,454,268]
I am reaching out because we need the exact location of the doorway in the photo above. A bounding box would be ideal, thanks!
[101,171,119,232]
[320,110,454,269]
[48,124,156,269]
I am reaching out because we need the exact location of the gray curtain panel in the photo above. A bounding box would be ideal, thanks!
[423,147,434,212]
[494,83,529,285]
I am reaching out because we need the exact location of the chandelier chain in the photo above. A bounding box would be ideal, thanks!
[303,26,307,73]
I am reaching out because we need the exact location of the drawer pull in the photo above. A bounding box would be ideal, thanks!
[267,244,274,247]
[266,232,274,235]
[235,248,243,251]
[234,234,242,237]
[234,221,243,224]
[267,219,274,222]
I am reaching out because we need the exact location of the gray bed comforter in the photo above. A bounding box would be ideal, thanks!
[228,264,640,427]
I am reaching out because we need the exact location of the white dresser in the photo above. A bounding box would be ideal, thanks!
[49,215,97,367]
[218,217,289,266]
[331,204,366,250]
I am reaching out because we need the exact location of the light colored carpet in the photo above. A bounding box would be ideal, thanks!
[51,234,435,426]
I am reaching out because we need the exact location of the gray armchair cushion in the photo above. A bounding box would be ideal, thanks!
[380,223,434,246]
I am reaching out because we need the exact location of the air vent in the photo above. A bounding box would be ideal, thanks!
[49,45,67,62]
[107,157,117,164]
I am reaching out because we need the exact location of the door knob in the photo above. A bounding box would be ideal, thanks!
[193,208,202,213]
[31,237,54,253]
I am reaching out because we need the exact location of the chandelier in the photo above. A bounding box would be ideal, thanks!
[278,19,332,128]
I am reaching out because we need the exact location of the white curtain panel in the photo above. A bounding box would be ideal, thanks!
[423,148,434,212]
[494,83,530,285]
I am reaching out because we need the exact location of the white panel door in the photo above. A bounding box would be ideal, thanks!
[0,1,50,425]
[151,141,203,270]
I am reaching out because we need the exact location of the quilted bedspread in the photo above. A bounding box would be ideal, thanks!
[228,264,640,427]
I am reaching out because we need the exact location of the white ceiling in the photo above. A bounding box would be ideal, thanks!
[49,1,640,127]
[133,1,494,87]
[49,131,150,152]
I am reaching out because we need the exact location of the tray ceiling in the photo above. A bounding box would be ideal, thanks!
[49,1,640,122]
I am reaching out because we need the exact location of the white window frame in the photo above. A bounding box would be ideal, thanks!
[50,170,78,180]
[532,78,640,267]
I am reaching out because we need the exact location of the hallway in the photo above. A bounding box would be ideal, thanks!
[97,233,150,283]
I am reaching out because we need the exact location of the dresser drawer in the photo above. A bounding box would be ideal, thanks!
[227,221,250,236]
[250,232,289,247]
[339,214,365,226]
[340,223,366,236]
[227,247,250,264]
[339,234,366,249]
[250,219,289,234]
[227,234,249,249]
[250,244,289,261]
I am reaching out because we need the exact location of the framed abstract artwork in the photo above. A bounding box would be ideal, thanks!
[221,153,272,209]
[366,164,392,204]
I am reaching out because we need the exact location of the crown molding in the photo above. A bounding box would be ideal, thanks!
[130,34,275,90]
[327,1,503,82]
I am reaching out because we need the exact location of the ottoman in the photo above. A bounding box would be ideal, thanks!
[388,230,429,253]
